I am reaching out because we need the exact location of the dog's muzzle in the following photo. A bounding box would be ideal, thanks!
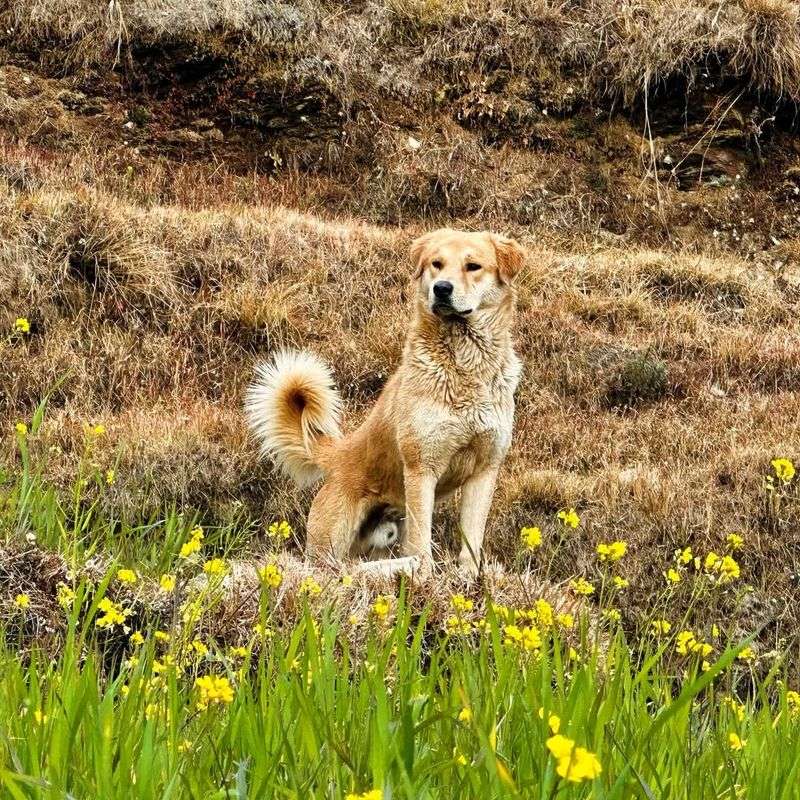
[430,280,472,317]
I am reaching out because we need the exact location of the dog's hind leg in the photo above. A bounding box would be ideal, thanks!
[306,481,354,564]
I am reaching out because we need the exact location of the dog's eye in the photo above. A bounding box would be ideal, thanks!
[466,262,482,272]
[431,260,443,270]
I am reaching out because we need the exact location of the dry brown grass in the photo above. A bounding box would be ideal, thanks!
[2,170,799,626]
[5,0,800,101]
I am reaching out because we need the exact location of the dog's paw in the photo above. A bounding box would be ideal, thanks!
[410,554,433,582]
[457,553,481,582]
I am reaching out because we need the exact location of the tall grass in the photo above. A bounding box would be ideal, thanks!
[2,589,800,798]
[2,427,800,798]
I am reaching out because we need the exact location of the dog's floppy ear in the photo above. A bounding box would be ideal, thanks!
[491,234,526,284]
[410,231,436,279]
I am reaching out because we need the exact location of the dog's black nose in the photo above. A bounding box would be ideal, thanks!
[433,281,453,299]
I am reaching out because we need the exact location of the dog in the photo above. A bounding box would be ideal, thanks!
[245,228,525,578]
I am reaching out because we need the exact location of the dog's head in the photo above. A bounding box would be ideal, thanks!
[410,229,525,320]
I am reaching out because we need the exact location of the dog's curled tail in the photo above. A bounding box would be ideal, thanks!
[244,350,342,487]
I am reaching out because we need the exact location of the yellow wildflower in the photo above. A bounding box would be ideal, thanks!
[229,646,248,658]
[521,626,541,651]
[503,624,522,646]
[117,568,137,585]
[675,630,712,658]
[179,538,201,558]
[258,562,283,589]
[705,552,722,571]
[105,469,116,485]
[56,583,75,609]
[726,533,743,551]
[570,578,594,596]
[771,458,795,484]
[612,576,629,590]
[676,630,697,655]
[194,675,234,710]
[13,317,30,333]
[787,691,800,717]
[179,527,204,558]
[159,574,176,592]
[202,558,227,577]
[445,615,473,635]
[15,422,28,436]
[268,520,292,540]
[90,424,106,437]
[651,619,672,635]
[154,631,170,643]
[603,609,621,623]
[520,526,542,550]
[723,696,746,722]
[664,568,681,584]
[676,546,693,564]
[535,599,554,627]
[596,541,627,562]
[33,709,47,724]
[556,612,574,629]
[372,594,391,621]
[191,639,209,657]
[538,707,561,734]
[345,791,382,800]
[14,593,31,609]
[341,574,353,587]
[717,555,740,583]
[96,598,127,629]
[728,732,746,751]
[458,707,472,723]
[737,646,755,661]
[546,735,602,783]
[454,750,468,766]
[557,508,580,529]
[130,631,145,647]
[451,594,474,613]
[300,576,322,597]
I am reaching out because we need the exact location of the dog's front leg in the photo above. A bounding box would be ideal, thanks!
[402,469,437,578]
[457,465,501,578]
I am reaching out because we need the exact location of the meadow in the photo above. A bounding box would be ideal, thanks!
[2,0,800,796]
[2,419,799,797]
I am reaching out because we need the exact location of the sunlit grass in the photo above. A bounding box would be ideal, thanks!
[3,584,800,799]
[2,416,800,797]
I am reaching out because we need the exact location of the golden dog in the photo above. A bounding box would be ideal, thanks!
[245,228,525,578]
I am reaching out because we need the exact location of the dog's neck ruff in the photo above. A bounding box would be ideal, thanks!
[405,297,519,403]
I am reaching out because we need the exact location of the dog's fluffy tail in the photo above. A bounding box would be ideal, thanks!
[244,350,342,487]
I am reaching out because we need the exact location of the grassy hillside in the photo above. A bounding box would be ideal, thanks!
[1,0,799,640]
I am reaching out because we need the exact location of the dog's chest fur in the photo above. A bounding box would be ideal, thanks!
[395,313,520,485]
